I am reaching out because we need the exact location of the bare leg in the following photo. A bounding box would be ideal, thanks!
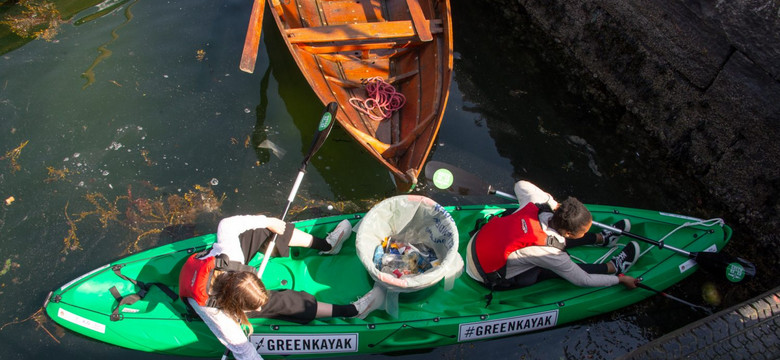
[288,228,314,248]
[315,302,333,318]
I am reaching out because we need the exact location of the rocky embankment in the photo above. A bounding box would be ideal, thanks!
[480,0,779,283]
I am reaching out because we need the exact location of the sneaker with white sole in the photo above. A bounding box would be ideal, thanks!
[611,240,641,274]
[600,219,631,247]
[320,219,352,255]
[352,283,386,319]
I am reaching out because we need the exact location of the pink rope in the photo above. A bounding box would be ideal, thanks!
[349,77,406,121]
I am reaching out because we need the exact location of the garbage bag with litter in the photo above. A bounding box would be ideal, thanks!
[356,195,463,317]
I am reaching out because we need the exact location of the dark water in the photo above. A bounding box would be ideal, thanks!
[0,0,746,359]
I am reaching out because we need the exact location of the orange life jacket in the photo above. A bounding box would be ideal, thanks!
[474,203,560,274]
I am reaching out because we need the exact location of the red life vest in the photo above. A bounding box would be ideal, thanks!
[474,203,556,274]
[178,254,218,306]
[178,253,256,307]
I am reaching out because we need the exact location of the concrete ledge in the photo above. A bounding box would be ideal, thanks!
[619,286,780,359]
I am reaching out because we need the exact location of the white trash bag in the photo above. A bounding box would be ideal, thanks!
[356,195,463,317]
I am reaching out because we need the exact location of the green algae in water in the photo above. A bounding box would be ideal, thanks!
[0,259,10,276]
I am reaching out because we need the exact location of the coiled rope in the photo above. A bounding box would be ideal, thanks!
[349,77,406,121]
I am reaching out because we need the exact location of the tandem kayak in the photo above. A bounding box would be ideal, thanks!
[44,203,731,358]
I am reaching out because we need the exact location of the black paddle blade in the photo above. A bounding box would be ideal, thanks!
[302,102,338,165]
[693,251,756,283]
[424,161,494,195]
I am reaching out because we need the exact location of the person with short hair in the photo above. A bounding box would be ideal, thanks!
[466,181,641,292]
[179,215,385,360]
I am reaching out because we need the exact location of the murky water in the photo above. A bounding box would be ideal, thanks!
[0,0,745,359]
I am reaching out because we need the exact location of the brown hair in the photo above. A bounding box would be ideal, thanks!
[548,196,592,235]
[212,271,269,333]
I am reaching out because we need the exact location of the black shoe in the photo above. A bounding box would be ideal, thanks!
[600,219,631,247]
[611,241,641,274]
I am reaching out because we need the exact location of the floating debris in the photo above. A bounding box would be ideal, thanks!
[287,195,380,218]
[0,259,13,277]
[257,139,286,159]
[0,308,61,344]
[0,0,63,41]
[140,149,155,166]
[702,282,722,306]
[63,184,226,254]
[44,166,70,183]
[4,197,13,206]
[1,140,29,173]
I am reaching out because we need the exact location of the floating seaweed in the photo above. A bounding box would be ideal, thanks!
[0,0,63,41]
[44,166,70,183]
[139,149,155,166]
[287,195,380,219]
[81,0,139,89]
[0,140,29,173]
[0,308,61,344]
[0,258,14,277]
[63,184,226,254]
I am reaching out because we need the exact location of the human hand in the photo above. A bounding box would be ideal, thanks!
[266,217,287,235]
[618,274,640,289]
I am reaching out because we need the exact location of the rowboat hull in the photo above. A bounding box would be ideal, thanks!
[44,204,730,358]
[266,0,453,191]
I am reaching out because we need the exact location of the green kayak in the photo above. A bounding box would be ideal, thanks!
[44,203,731,358]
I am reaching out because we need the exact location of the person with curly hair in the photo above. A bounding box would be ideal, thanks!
[465,181,641,292]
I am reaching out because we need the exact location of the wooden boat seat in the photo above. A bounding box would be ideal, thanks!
[286,20,443,44]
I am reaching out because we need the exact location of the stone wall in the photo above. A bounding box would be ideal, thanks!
[487,0,779,255]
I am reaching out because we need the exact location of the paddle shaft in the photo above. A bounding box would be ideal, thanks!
[637,282,712,314]
[257,103,337,277]
[591,220,693,257]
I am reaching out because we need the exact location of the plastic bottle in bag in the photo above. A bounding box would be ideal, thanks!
[380,253,414,277]
[407,251,433,272]
[373,245,384,268]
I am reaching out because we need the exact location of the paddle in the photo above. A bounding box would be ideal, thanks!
[256,102,338,277]
[423,161,756,284]
[591,221,755,284]
[636,282,713,315]
[239,0,266,73]
[221,103,337,360]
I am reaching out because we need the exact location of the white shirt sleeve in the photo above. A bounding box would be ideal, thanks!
[514,181,558,210]
[508,247,619,287]
[189,298,263,360]
[209,215,270,264]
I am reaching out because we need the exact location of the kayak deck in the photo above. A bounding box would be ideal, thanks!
[44,204,730,357]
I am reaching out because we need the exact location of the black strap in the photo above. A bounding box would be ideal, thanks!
[469,236,506,307]
[108,264,179,321]
[213,254,257,273]
[535,203,566,251]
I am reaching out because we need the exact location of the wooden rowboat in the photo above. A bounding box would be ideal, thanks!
[241,0,453,192]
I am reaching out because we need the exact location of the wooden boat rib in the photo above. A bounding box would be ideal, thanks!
[266,0,453,191]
